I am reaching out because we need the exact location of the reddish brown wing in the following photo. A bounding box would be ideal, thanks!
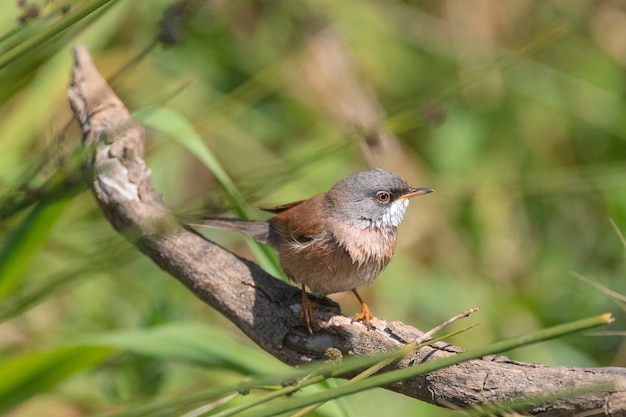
[268,194,343,290]
[259,199,307,214]
[268,194,329,244]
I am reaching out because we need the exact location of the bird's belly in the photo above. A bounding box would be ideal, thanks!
[278,244,386,295]
[306,261,382,295]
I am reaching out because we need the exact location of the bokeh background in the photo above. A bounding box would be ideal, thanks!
[1,0,626,416]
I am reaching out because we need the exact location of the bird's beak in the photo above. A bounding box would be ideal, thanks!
[399,187,434,200]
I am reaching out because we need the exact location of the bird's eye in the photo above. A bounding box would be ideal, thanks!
[376,191,391,203]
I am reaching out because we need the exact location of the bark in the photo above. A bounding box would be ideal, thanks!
[68,45,626,416]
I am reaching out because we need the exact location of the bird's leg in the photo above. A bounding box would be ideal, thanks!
[300,285,314,334]
[351,289,374,329]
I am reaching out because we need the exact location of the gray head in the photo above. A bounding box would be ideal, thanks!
[326,168,433,229]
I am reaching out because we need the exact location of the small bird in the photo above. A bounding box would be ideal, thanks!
[186,168,433,333]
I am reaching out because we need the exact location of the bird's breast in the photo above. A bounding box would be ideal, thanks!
[332,221,397,268]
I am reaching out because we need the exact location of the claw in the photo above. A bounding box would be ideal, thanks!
[300,285,314,334]
[351,290,375,329]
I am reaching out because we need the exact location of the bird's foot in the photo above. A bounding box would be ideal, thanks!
[350,289,375,330]
[351,302,375,330]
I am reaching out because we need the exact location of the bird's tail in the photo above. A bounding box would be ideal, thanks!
[179,214,271,245]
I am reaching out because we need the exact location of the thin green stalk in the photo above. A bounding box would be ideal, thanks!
[207,375,326,417]
[211,325,477,417]
[238,313,612,417]
[0,198,70,300]
[93,386,239,417]
[0,0,120,70]
[0,2,81,53]
[291,324,479,417]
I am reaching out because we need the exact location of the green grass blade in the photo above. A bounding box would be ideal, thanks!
[0,198,70,300]
[289,323,480,417]
[93,386,239,417]
[238,314,612,417]
[135,106,282,277]
[0,0,120,70]
[134,107,248,212]
[79,323,288,375]
[0,345,112,413]
[207,325,476,417]
[0,271,78,321]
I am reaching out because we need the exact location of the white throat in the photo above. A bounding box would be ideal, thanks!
[378,199,409,228]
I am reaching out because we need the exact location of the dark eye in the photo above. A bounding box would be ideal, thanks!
[376,191,391,203]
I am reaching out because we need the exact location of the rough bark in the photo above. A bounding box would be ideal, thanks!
[68,45,626,416]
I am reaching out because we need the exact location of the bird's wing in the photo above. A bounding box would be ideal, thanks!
[269,194,329,245]
[259,199,307,214]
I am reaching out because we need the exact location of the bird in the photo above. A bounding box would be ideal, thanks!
[185,168,433,333]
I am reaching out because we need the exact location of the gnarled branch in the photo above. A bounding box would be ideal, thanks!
[68,45,626,416]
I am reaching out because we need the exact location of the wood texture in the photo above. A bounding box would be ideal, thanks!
[68,45,626,416]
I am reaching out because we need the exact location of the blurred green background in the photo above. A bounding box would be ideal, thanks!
[1,0,625,416]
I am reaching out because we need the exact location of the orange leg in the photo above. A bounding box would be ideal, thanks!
[300,285,314,334]
[351,289,374,328]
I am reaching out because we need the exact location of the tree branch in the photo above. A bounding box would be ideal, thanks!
[68,45,626,416]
